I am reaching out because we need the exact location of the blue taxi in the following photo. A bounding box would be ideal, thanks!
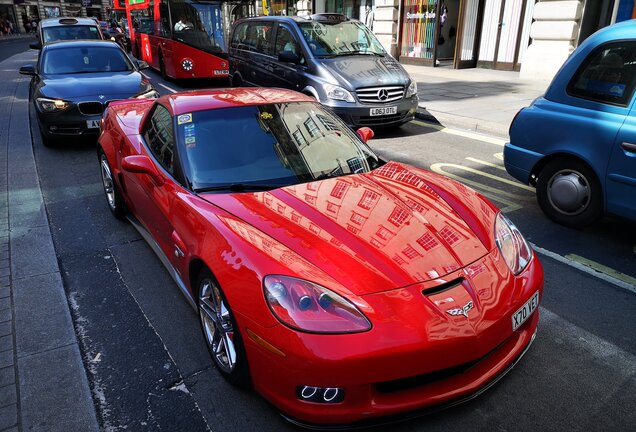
[505,20,636,228]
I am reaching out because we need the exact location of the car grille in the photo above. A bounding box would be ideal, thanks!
[374,336,510,394]
[77,101,104,116]
[356,86,404,104]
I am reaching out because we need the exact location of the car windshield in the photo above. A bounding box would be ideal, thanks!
[176,101,382,191]
[42,25,101,43]
[170,0,226,53]
[298,21,386,57]
[42,46,134,74]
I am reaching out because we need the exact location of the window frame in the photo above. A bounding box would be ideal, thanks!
[140,103,187,186]
[274,22,306,64]
[566,40,636,108]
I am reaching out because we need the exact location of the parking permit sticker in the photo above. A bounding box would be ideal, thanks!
[183,124,196,148]
[260,112,273,120]
[178,113,192,124]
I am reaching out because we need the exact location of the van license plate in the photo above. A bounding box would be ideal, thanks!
[370,106,397,116]
[86,120,100,129]
[512,291,539,331]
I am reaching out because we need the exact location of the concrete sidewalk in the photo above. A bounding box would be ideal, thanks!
[0,51,98,431]
[403,64,551,137]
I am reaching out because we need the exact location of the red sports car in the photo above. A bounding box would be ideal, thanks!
[97,88,543,427]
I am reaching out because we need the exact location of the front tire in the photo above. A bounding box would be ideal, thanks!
[98,149,126,220]
[197,269,250,387]
[536,158,603,229]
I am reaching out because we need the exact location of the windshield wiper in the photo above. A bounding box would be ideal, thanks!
[194,183,280,193]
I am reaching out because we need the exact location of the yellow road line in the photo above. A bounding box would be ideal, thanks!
[565,254,636,288]
[430,163,535,194]
[465,157,507,171]
[413,120,507,146]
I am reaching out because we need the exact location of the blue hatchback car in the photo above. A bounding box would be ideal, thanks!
[505,20,636,228]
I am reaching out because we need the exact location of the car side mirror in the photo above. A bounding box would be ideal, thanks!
[19,65,36,76]
[356,127,374,143]
[29,41,41,50]
[122,155,165,186]
[278,50,300,64]
[137,60,149,70]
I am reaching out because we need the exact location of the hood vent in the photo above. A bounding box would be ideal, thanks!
[421,277,464,297]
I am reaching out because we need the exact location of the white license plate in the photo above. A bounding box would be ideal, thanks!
[512,291,539,331]
[370,106,397,116]
[86,120,100,129]
[214,70,229,75]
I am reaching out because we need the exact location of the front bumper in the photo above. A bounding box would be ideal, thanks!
[35,105,101,138]
[241,250,544,426]
[325,95,419,128]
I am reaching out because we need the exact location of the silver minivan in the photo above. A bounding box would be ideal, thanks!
[229,14,419,128]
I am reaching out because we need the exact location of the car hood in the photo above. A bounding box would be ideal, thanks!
[202,163,491,296]
[318,55,411,89]
[39,71,144,99]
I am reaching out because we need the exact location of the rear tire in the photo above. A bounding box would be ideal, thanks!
[196,268,250,387]
[536,158,603,229]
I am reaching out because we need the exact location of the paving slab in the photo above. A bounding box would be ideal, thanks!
[18,345,99,432]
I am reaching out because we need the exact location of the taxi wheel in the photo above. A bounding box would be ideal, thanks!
[536,158,603,229]
[98,149,126,220]
[197,268,250,387]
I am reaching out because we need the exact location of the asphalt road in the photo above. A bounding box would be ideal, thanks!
[14,42,636,431]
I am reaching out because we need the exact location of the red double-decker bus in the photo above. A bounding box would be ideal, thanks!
[112,0,128,22]
[125,0,254,80]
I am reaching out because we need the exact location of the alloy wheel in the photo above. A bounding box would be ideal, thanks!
[198,279,237,373]
[100,155,116,211]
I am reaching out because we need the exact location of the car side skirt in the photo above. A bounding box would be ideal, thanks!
[127,214,197,311]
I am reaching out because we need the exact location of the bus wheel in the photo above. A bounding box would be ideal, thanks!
[159,53,167,81]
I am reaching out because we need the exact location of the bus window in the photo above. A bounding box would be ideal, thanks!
[170,0,225,53]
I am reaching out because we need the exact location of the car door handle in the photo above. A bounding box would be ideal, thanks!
[621,142,636,152]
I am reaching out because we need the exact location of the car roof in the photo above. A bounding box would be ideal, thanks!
[42,40,121,50]
[584,18,636,44]
[40,17,99,28]
[235,14,353,25]
[545,20,636,103]
[161,88,316,116]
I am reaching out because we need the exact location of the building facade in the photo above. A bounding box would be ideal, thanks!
[1,0,634,81]
[2,0,110,33]
[314,0,635,80]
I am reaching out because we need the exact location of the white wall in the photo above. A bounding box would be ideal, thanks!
[520,0,584,80]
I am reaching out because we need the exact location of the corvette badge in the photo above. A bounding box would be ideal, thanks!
[446,301,474,318]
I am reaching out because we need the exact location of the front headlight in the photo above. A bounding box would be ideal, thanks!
[181,58,194,71]
[494,213,533,275]
[135,89,160,99]
[36,98,69,112]
[405,80,418,98]
[264,275,371,333]
[324,84,355,103]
